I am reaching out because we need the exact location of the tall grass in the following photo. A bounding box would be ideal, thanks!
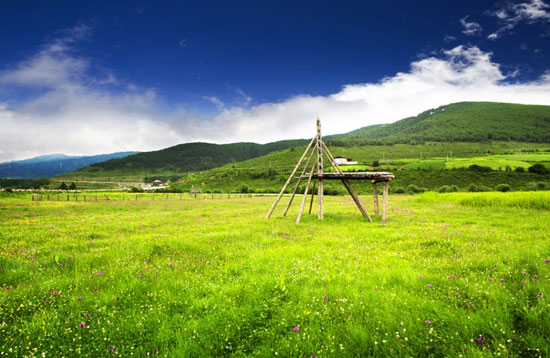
[417,191,550,210]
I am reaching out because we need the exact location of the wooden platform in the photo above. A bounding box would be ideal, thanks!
[298,172,394,181]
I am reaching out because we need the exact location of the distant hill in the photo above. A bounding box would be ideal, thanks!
[0,152,138,178]
[65,140,309,180]
[328,102,550,146]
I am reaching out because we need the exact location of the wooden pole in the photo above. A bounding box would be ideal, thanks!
[382,181,389,221]
[316,119,324,219]
[308,180,316,214]
[266,137,316,219]
[296,162,316,224]
[322,142,372,222]
[283,148,315,216]
[372,182,379,216]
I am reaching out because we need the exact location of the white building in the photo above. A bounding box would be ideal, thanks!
[334,156,358,165]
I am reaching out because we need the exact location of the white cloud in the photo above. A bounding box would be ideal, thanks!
[460,16,483,35]
[488,0,550,39]
[1,28,550,163]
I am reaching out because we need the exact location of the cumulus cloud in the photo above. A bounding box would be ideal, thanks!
[488,0,550,40]
[460,16,483,35]
[1,28,550,162]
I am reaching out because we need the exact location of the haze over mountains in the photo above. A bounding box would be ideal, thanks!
[4,101,550,180]
[0,152,138,179]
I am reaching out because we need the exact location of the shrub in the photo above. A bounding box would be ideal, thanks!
[514,167,525,173]
[372,160,380,167]
[528,164,549,175]
[58,182,68,190]
[393,187,406,194]
[239,185,249,193]
[467,183,478,192]
[68,182,77,190]
[129,186,144,193]
[468,164,492,172]
[437,185,454,193]
[407,184,422,194]
[496,184,512,192]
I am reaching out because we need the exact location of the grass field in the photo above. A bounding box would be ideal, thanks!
[1,192,549,357]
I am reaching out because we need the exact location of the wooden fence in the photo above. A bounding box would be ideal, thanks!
[31,193,255,202]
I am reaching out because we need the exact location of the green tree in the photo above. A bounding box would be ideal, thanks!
[68,182,77,190]
[59,182,68,190]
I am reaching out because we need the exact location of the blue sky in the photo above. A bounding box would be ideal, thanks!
[1,0,550,161]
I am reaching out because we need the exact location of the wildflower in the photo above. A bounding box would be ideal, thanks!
[5,286,11,291]
[468,302,473,307]
[169,263,173,268]
[322,296,329,301]
[476,336,486,343]
[84,313,91,317]
[79,322,85,328]
[449,275,456,280]
[427,284,433,288]
[538,292,543,297]
[533,275,539,280]
[96,270,103,276]
[93,289,98,295]
[418,275,423,279]
[374,286,379,290]
[138,273,143,279]
[455,292,460,296]
[500,278,505,282]
[293,326,300,332]
[77,297,82,301]
[424,320,432,324]
[545,259,550,263]
[521,280,527,284]
[108,349,114,354]
[68,255,72,259]
[488,277,493,281]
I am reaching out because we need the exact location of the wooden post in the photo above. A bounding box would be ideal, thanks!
[57,194,59,201]
[84,195,86,202]
[67,195,70,201]
[95,196,98,202]
[123,195,125,201]
[341,180,373,222]
[32,195,34,201]
[47,195,50,200]
[372,182,379,216]
[266,137,316,219]
[136,194,138,201]
[382,181,389,221]
[296,163,316,223]
[308,180,316,214]
[283,149,314,216]
[316,120,324,219]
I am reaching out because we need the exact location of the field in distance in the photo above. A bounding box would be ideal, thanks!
[1,191,549,356]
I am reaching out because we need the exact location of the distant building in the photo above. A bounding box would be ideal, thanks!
[152,180,163,186]
[334,156,358,165]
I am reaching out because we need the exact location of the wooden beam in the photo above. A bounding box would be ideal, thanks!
[382,181,389,221]
[322,142,372,222]
[342,179,373,222]
[372,182,379,216]
[308,180,316,214]
[296,162,316,224]
[266,136,315,219]
[316,119,324,219]
[283,148,315,216]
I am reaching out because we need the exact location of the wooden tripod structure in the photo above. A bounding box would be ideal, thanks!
[266,119,394,223]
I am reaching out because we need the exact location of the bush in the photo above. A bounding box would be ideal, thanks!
[437,185,458,193]
[407,184,422,194]
[528,164,549,175]
[468,164,492,172]
[129,186,144,193]
[239,185,249,193]
[467,183,478,192]
[58,182,68,190]
[68,182,77,190]
[496,184,512,192]
[372,160,380,167]
[514,167,525,173]
[393,187,406,194]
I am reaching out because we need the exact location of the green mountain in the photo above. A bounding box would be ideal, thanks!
[328,102,550,146]
[63,139,308,182]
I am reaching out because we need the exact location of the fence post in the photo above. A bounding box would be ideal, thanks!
[67,195,70,201]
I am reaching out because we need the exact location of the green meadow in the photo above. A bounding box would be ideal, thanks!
[1,191,549,357]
